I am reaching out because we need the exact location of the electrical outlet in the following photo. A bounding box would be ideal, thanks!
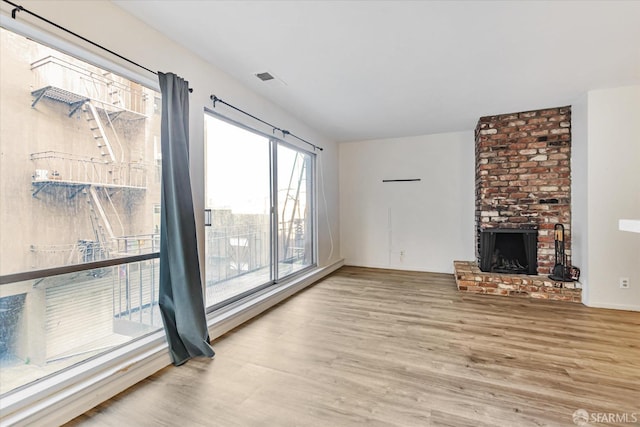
[619,277,630,289]
[400,250,405,257]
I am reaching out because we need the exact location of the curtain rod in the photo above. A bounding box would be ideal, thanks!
[210,95,323,152]
[3,0,193,93]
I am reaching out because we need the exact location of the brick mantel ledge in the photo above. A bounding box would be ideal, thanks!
[454,261,582,303]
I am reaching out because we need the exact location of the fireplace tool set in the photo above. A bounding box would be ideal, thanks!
[548,223,580,282]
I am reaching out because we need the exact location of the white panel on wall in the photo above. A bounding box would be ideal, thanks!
[340,131,475,274]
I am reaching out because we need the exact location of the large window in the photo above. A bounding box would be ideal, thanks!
[0,27,162,394]
[204,114,315,307]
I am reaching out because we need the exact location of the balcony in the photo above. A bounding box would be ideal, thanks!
[30,55,148,119]
[30,151,147,195]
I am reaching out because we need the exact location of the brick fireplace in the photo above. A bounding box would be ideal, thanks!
[454,106,581,302]
[475,106,572,274]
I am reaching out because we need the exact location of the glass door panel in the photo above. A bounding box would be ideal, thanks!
[276,144,313,279]
[204,115,272,307]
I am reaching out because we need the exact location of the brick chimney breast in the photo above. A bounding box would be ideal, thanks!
[475,106,571,275]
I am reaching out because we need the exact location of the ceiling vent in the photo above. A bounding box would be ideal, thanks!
[255,72,275,82]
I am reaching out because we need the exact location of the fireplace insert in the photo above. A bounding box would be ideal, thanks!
[479,228,537,275]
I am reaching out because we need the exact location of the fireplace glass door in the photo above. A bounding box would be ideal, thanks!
[479,229,537,275]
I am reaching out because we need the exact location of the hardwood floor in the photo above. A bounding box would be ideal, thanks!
[66,266,640,427]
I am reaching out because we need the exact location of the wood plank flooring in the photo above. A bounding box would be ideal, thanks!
[66,266,640,427]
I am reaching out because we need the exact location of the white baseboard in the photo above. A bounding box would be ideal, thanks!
[0,259,344,427]
[582,301,640,312]
[343,261,453,275]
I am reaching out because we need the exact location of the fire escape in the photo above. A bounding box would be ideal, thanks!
[29,56,148,264]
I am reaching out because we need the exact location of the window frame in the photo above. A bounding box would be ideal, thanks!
[0,15,159,93]
[274,141,316,281]
[203,108,318,311]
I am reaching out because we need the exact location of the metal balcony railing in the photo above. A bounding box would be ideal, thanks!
[206,225,269,283]
[31,55,148,117]
[31,151,147,189]
[114,234,160,255]
[205,220,308,285]
[29,233,160,269]
[0,253,161,394]
[30,242,112,267]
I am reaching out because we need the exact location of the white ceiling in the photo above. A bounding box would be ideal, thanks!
[113,1,640,142]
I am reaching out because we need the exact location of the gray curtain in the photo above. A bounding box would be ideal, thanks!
[158,72,214,365]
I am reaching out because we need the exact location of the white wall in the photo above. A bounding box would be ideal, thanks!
[2,0,341,270]
[583,86,640,310]
[340,131,475,274]
[571,93,589,303]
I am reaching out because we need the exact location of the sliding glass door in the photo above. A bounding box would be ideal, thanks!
[204,113,315,308]
[276,144,313,279]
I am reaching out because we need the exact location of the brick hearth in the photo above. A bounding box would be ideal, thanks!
[454,261,581,302]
